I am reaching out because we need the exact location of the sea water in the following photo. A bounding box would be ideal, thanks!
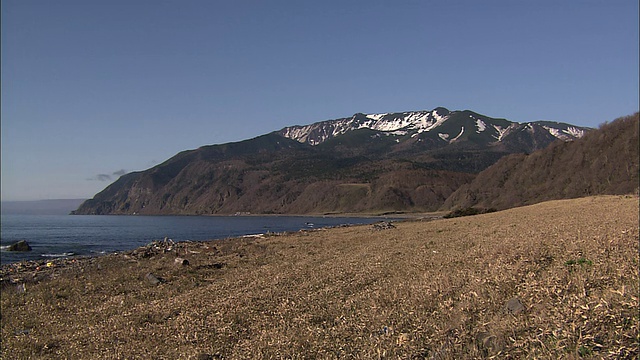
[0,214,382,265]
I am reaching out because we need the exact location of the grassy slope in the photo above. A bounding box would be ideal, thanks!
[1,195,638,359]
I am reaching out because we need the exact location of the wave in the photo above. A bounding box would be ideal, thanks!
[40,252,75,258]
[0,245,10,251]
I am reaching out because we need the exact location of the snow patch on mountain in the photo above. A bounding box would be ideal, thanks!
[543,126,564,139]
[386,130,408,136]
[542,125,585,140]
[372,114,416,131]
[476,119,486,133]
[366,113,387,121]
[451,127,465,142]
[280,126,313,144]
[492,124,510,141]
[278,107,589,147]
[565,126,585,138]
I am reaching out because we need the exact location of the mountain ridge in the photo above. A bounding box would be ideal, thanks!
[277,107,587,149]
[73,107,593,215]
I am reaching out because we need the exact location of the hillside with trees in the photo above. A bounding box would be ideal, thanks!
[443,113,639,210]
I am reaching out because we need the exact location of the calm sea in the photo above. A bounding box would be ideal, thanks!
[0,214,382,265]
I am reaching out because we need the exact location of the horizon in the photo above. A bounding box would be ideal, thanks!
[2,0,638,201]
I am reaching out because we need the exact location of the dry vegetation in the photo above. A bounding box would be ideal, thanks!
[1,195,638,359]
[444,113,639,211]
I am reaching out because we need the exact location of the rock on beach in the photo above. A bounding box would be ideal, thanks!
[7,240,32,252]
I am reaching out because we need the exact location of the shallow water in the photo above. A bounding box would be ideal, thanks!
[0,214,381,264]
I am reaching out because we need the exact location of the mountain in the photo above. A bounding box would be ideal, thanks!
[73,107,591,215]
[442,113,639,211]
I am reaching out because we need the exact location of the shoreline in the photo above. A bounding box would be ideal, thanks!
[65,210,437,218]
[2,195,637,358]
[1,214,398,265]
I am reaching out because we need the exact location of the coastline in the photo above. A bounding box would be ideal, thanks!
[1,214,388,265]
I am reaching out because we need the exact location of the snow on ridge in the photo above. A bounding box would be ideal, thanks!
[492,124,510,141]
[281,109,451,145]
[281,109,587,147]
[542,126,566,140]
[539,125,585,140]
[366,113,387,121]
[565,126,585,138]
[365,111,437,132]
[281,126,312,143]
[541,125,584,140]
[432,110,447,123]
[475,119,486,133]
[420,111,449,133]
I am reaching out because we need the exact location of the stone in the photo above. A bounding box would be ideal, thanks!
[174,257,189,266]
[8,240,32,252]
[505,297,525,315]
[145,273,162,286]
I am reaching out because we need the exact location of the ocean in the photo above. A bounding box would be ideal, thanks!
[0,214,382,265]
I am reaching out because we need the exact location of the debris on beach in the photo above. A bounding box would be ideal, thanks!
[371,221,396,231]
[130,237,185,259]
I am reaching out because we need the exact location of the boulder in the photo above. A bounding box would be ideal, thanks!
[145,273,162,286]
[505,298,525,315]
[8,240,32,252]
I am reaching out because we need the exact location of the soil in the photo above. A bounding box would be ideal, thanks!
[1,195,638,359]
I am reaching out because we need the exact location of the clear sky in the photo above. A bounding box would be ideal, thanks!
[2,0,638,201]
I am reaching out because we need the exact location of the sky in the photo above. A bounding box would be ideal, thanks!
[1,0,638,201]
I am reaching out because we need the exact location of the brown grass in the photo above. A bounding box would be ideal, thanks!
[1,195,638,359]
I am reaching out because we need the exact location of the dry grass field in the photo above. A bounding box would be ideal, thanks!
[1,195,638,359]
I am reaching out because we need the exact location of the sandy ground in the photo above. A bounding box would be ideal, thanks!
[1,195,638,359]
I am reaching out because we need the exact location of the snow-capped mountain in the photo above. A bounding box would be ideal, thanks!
[278,107,589,148]
[73,105,601,216]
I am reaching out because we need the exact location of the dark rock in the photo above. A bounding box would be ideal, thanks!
[145,273,162,286]
[196,353,221,360]
[8,240,32,252]
[505,298,525,315]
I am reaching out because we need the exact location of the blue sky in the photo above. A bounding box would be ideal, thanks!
[2,0,638,201]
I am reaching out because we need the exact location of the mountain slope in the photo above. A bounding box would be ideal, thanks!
[73,107,591,215]
[442,113,639,210]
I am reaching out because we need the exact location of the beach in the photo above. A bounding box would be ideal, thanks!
[1,195,638,359]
